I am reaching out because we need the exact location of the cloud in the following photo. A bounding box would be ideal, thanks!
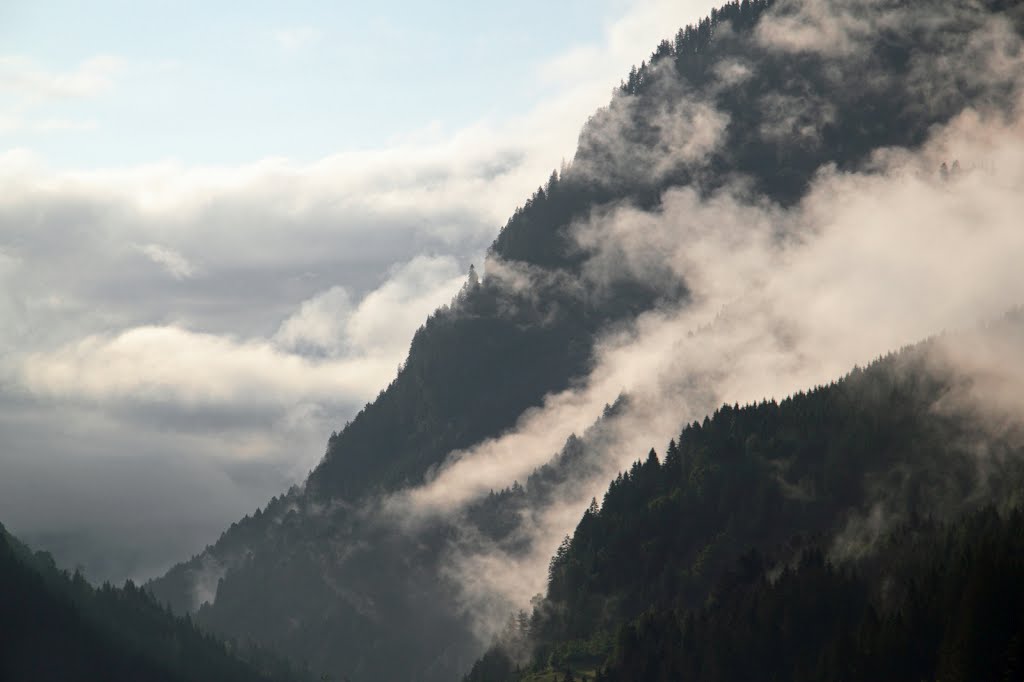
[274,256,467,359]
[402,0,1024,618]
[573,62,730,187]
[754,0,878,56]
[274,286,353,356]
[0,116,98,134]
[0,56,117,137]
[541,0,729,88]
[136,243,196,279]
[0,26,565,586]
[343,255,466,357]
[402,384,621,516]
[0,399,292,584]
[40,0,1008,652]
[0,55,125,100]
[22,326,378,408]
[21,255,465,413]
[393,87,1024,639]
[1,247,464,582]
[0,0,733,586]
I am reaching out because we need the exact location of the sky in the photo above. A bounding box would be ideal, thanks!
[0,0,718,583]
[0,0,621,166]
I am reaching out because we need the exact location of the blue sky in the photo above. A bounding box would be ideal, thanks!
[1,0,627,166]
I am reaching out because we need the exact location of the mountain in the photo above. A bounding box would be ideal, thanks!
[467,510,1024,681]
[464,311,1024,679]
[598,508,1024,681]
[147,0,1024,679]
[0,523,307,682]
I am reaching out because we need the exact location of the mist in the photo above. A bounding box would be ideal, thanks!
[6,0,1024,676]
[0,0,736,587]
[380,0,1024,642]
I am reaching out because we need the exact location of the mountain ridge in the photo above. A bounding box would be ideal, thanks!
[0,522,306,682]
[146,0,1024,679]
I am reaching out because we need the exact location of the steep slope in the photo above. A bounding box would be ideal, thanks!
[0,524,305,682]
[469,511,1024,681]
[599,508,1024,681]
[148,0,1024,679]
[464,312,1024,679]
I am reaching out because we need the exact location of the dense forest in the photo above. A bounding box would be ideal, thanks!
[600,508,1024,681]
[464,313,1024,680]
[467,510,1024,681]
[143,0,1024,680]
[0,523,305,682]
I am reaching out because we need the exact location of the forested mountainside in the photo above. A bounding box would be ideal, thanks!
[0,524,305,682]
[147,0,1024,680]
[469,512,1024,681]
[464,312,1024,680]
[599,509,1024,681]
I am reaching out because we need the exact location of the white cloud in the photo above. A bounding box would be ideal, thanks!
[344,255,465,357]
[0,55,125,100]
[0,82,550,584]
[274,286,353,355]
[541,0,717,88]
[0,0,741,582]
[21,254,465,413]
[22,325,385,408]
[273,255,465,358]
[136,243,196,279]
[0,115,98,134]
[755,0,876,56]
[397,96,1024,637]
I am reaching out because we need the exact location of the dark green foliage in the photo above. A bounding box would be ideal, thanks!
[308,285,604,501]
[466,314,1024,680]
[308,0,1024,507]
[532,334,1004,649]
[599,509,1024,681]
[0,525,305,682]
[462,644,518,682]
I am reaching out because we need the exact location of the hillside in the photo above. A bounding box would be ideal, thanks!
[464,312,1024,680]
[0,524,306,682]
[468,510,1024,681]
[147,0,1024,679]
[603,508,1024,681]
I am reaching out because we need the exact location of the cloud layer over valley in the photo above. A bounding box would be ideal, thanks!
[0,0,720,582]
